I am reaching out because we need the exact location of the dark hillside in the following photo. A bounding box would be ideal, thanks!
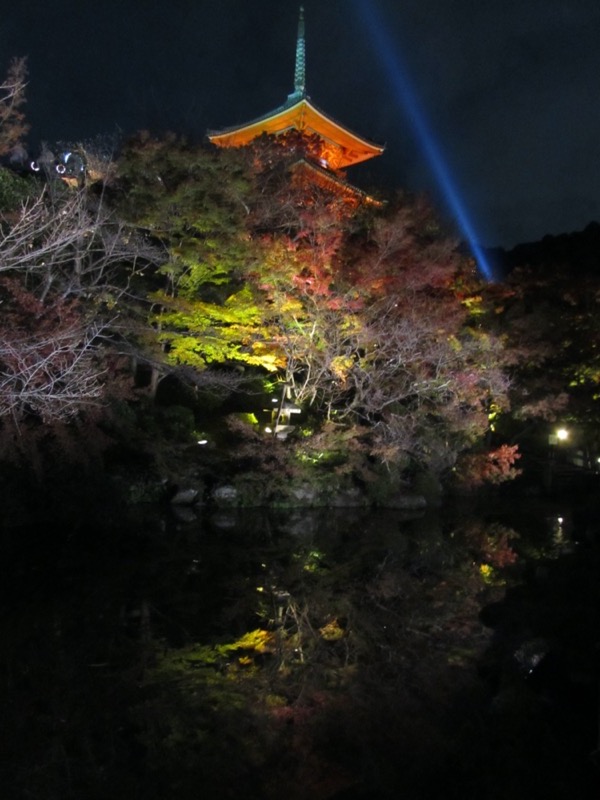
[488,221,600,277]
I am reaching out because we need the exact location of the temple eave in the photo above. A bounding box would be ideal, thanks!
[289,159,383,206]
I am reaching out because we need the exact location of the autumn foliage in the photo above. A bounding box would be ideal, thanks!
[455,443,522,490]
[0,83,517,489]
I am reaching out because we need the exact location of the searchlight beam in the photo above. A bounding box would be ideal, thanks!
[354,1,494,280]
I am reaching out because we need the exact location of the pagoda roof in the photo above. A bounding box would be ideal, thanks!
[288,157,383,206]
[209,7,384,172]
[208,94,384,169]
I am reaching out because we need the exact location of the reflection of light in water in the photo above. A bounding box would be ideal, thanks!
[353,0,495,281]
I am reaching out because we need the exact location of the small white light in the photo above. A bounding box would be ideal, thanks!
[557,517,563,525]
[264,426,272,434]
[197,439,208,445]
[556,428,569,441]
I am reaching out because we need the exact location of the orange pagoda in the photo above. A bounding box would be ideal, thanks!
[208,6,384,204]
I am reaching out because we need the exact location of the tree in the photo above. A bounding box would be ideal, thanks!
[0,57,29,158]
[0,185,157,298]
[252,191,511,475]
[0,174,163,425]
[115,135,280,388]
[482,260,600,469]
[0,278,105,422]
[244,130,361,235]
[112,133,512,483]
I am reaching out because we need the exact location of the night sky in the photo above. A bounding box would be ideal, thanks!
[3,0,600,248]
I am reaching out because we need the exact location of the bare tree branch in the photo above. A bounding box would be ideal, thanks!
[0,321,106,422]
[0,180,164,422]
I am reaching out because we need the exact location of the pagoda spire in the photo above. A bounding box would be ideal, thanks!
[293,6,306,97]
[208,5,384,184]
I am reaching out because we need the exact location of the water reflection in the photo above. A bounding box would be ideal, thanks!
[0,504,597,799]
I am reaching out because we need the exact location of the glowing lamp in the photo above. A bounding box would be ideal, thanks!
[549,426,569,445]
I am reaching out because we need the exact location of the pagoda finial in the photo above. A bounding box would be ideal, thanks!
[293,6,306,95]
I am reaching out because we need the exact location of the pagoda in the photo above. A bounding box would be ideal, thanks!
[208,6,384,204]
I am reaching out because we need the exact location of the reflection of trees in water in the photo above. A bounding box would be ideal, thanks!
[1,506,597,799]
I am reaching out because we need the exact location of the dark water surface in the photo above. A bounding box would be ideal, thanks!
[1,501,598,799]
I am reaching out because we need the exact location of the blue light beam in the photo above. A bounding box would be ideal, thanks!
[354,0,494,281]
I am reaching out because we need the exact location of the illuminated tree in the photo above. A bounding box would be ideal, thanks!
[113,134,512,480]
[245,130,360,234]
[252,191,510,475]
[116,135,282,386]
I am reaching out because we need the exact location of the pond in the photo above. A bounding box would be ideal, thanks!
[1,500,598,799]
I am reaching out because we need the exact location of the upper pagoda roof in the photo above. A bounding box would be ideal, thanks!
[208,95,384,169]
[207,6,384,170]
